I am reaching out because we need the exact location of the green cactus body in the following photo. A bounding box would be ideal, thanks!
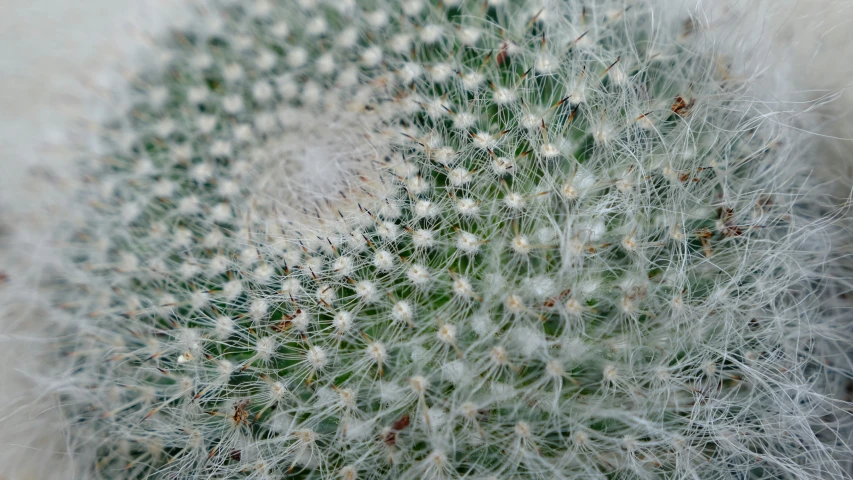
[52,0,848,478]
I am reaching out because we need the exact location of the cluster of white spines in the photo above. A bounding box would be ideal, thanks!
[50,0,851,479]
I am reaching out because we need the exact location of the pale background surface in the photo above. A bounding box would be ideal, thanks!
[0,0,851,478]
[0,0,194,209]
[0,3,193,479]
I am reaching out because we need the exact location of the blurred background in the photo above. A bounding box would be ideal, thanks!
[0,0,193,209]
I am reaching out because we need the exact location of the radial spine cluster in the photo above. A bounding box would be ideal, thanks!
[50,0,851,478]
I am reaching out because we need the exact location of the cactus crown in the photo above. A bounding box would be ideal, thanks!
[52,0,849,478]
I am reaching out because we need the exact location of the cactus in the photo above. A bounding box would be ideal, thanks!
[38,0,852,478]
